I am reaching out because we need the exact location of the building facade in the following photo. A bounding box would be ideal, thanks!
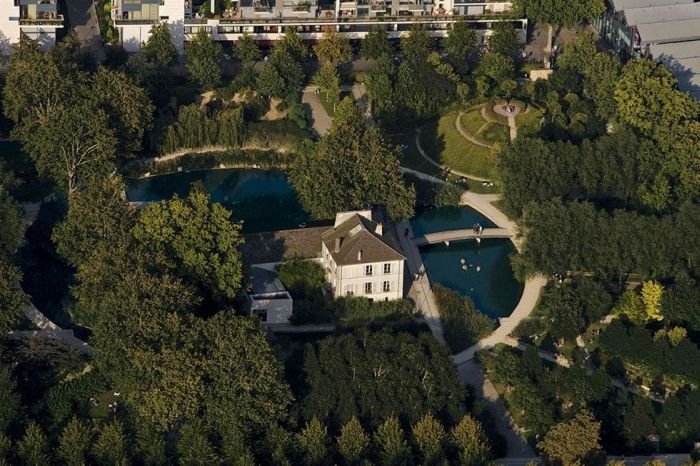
[321,210,405,302]
[246,266,294,324]
[111,0,526,52]
[0,0,64,53]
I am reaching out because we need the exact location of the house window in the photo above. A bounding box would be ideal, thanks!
[383,263,391,274]
[364,282,372,294]
[365,265,373,276]
[383,281,390,292]
[345,284,354,296]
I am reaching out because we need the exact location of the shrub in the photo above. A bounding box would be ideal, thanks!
[42,371,110,429]
[160,103,245,154]
[244,119,312,152]
[334,297,415,325]
[432,285,495,353]
[434,182,463,208]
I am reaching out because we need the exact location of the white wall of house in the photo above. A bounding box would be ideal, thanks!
[322,242,404,301]
[248,293,293,324]
[0,3,61,54]
[116,0,185,52]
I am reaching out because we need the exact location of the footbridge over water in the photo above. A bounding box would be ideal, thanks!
[412,228,514,247]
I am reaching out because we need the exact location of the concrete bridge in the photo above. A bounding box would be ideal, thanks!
[412,227,514,247]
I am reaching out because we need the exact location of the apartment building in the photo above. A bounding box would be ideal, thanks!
[0,0,64,53]
[111,0,526,52]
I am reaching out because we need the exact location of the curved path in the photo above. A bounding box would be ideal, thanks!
[455,112,495,149]
[414,127,490,182]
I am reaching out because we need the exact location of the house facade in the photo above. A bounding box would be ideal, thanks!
[321,210,405,301]
[245,266,293,324]
[111,0,526,52]
[0,0,64,53]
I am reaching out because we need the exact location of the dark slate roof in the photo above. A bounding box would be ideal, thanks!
[321,214,405,266]
[249,267,287,295]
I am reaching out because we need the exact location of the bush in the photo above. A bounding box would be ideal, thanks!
[277,260,334,325]
[434,182,463,208]
[244,120,312,152]
[334,297,416,325]
[432,285,495,353]
[512,318,548,340]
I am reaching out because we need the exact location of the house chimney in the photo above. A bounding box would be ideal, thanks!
[357,249,363,261]
[376,222,383,236]
[334,237,342,252]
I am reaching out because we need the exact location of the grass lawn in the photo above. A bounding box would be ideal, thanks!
[479,122,510,146]
[420,110,497,179]
[389,132,441,177]
[88,390,120,418]
[0,140,53,202]
[460,109,487,135]
[318,91,352,118]
[515,106,544,137]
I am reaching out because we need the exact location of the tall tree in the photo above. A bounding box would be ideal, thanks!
[90,67,154,156]
[58,417,92,466]
[450,415,492,466]
[92,420,129,466]
[314,31,352,66]
[312,63,341,112]
[289,97,415,220]
[402,26,433,64]
[185,29,223,91]
[374,417,411,466]
[443,21,478,76]
[17,421,50,466]
[362,28,393,59]
[538,410,602,466]
[141,23,177,68]
[412,413,446,465]
[235,33,262,64]
[337,417,370,465]
[489,21,521,58]
[0,365,20,432]
[295,419,329,466]
[177,420,220,466]
[133,184,244,302]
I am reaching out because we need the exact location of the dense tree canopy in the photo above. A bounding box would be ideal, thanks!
[185,29,223,91]
[290,97,415,220]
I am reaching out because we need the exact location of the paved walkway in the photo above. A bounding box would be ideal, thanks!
[397,220,446,345]
[458,360,535,457]
[399,166,446,184]
[455,112,495,149]
[413,227,513,246]
[414,127,490,182]
[301,86,332,136]
[493,104,519,142]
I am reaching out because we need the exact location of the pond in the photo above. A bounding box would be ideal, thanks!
[126,168,312,233]
[411,207,523,319]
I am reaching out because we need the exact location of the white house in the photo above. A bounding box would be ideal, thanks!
[246,266,293,324]
[321,210,405,301]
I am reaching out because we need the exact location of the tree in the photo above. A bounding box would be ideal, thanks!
[364,55,398,125]
[258,34,305,98]
[641,280,664,322]
[58,417,92,466]
[489,21,521,58]
[0,261,25,335]
[17,421,50,466]
[314,31,352,66]
[538,411,601,466]
[296,419,329,466]
[412,413,446,465]
[21,101,116,193]
[141,23,177,68]
[337,417,370,465]
[177,420,220,466]
[362,28,393,59]
[90,67,154,156]
[374,417,411,466]
[478,52,515,82]
[289,97,415,220]
[235,33,262,64]
[450,415,492,466]
[514,0,604,62]
[185,29,223,91]
[402,26,433,63]
[443,21,478,76]
[92,420,129,466]
[0,366,20,432]
[312,63,341,112]
[133,184,244,302]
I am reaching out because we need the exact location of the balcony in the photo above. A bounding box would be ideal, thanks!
[19,13,64,25]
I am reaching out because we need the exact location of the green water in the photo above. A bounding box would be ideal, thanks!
[419,239,524,319]
[126,169,311,233]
